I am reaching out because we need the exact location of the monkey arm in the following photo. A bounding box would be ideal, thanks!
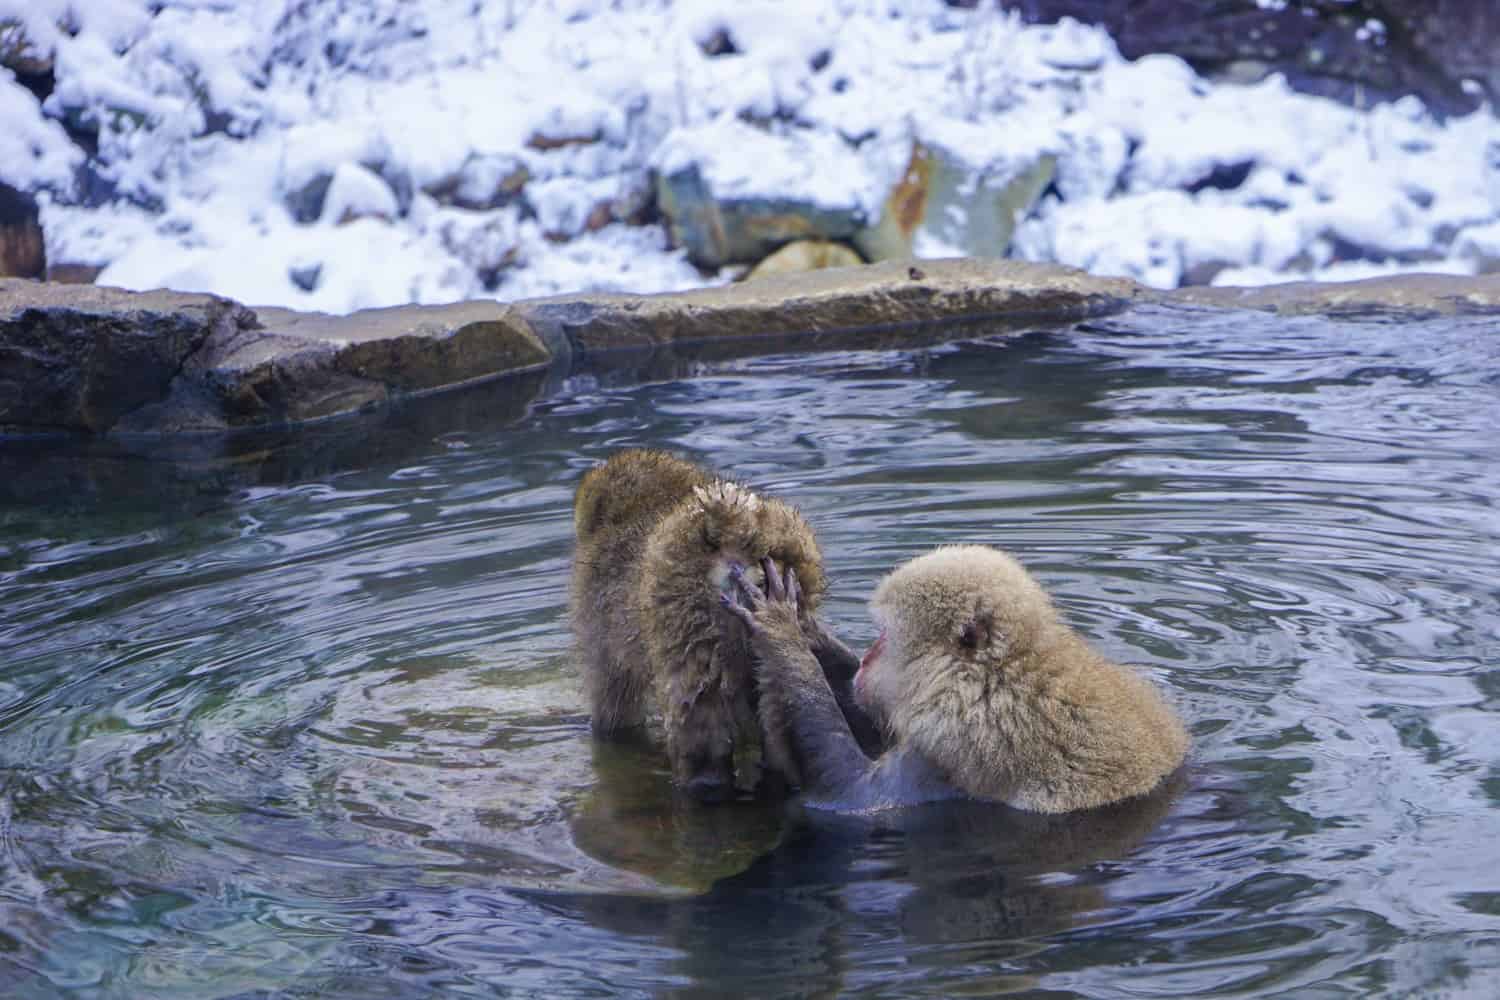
[804,617,885,758]
[727,560,954,810]
[747,608,880,795]
[753,619,955,810]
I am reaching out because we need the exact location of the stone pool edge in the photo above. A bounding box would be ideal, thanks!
[2,260,1497,435]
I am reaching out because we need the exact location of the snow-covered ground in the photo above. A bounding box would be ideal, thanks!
[2,0,1498,314]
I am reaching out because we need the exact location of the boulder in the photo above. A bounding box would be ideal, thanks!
[320,162,400,224]
[653,118,879,270]
[657,164,869,270]
[0,281,237,433]
[854,135,1057,263]
[745,240,864,281]
[0,281,552,434]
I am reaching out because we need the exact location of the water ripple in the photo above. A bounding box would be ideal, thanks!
[2,307,1498,996]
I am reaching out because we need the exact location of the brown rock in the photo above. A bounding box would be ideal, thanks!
[0,184,45,280]
[526,131,601,151]
[744,240,864,281]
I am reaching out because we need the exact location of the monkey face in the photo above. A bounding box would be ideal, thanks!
[708,555,767,602]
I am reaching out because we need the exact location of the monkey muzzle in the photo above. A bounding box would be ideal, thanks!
[855,628,887,697]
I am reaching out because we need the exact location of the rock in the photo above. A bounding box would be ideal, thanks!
[855,136,1057,262]
[123,301,553,432]
[0,18,52,79]
[431,206,525,289]
[285,172,333,224]
[321,163,400,224]
[1456,220,1500,273]
[0,280,552,434]
[515,257,1144,357]
[997,0,1499,115]
[654,118,878,270]
[529,177,620,240]
[744,240,863,281]
[288,262,323,292]
[44,263,103,284]
[0,183,44,279]
[0,281,240,433]
[429,153,530,211]
[1169,271,1500,316]
[656,164,869,270]
[526,130,601,151]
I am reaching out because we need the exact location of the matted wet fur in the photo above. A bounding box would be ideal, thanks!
[570,449,826,801]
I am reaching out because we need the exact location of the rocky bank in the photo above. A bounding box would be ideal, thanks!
[3,260,1497,436]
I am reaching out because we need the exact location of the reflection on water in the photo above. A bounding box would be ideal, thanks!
[2,303,1499,997]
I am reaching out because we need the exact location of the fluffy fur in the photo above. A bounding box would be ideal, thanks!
[863,545,1188,813]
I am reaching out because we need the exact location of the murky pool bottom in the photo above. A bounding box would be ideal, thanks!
[2,305,1498,997]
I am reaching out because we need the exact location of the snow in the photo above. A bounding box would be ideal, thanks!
[654,113,887,219]
[0,69,79,188]
[320,162,400,224]
[0,0,1495,313]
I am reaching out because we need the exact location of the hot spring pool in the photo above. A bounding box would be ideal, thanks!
[2,303,1497,997]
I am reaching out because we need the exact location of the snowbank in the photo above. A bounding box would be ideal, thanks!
[1,0,1496,313]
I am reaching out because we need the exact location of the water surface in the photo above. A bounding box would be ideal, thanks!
[2,304,1498,997]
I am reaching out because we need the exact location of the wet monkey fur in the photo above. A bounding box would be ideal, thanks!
[725,546,1189,814]
[570,449,874,801]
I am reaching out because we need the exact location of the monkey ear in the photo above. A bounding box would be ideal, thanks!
[959,610,995,651]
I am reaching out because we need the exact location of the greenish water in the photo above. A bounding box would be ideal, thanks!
[2,304,1498,997]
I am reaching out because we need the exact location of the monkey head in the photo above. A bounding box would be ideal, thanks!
[691,482,827,612]
[856,545,1061,726]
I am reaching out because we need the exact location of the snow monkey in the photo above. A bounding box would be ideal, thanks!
[571,449,873,802]
[724,546,1189,814]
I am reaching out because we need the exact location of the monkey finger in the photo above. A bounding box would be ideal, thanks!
[761,557,786,601]
[785,566,801,609]
[718,592,759,630]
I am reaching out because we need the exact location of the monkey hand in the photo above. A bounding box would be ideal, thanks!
[721,557,805,648]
